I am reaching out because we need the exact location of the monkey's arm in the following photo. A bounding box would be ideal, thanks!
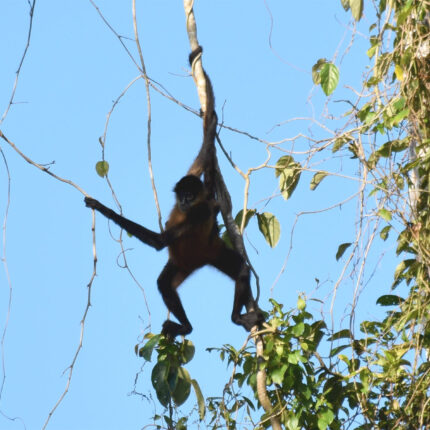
[84,197,166,251]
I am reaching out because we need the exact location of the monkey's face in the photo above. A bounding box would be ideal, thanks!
[174,175,204,212]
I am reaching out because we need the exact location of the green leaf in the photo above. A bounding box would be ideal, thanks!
[329,344,350,357]
[380,225,391,241]
[234,209,256,230]
[191,379,206,420]
[292,322,305,336]
[320,63,339,96]
[180,339,195,364]
[340,0,350,11]
[378,208,392,221]
[275,156,301,200]
[151,361,171,407]
[172,367,191,406]
[310,171,328,191]
[336,242,352,261]
[376,294,404,306]
[297,297,306,311]
[332,137,349,153]
[328,329,351,341]
[394,259,414,280]
[138,334,162,361]
[271,364,288,385]
[349,0,363,21]
[312,58,327,85]
[394,64,404,81]
[257,212,281,248]
[318,408,334,430]
[95,160,109,178]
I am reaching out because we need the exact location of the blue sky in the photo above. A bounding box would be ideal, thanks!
[0,1,398,429]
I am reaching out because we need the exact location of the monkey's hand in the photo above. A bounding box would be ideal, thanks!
[84,196,102,210]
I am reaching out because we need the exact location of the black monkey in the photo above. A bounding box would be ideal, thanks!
[85,47,263,338]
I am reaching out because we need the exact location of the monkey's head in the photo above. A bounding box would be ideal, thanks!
[174,175,205,212]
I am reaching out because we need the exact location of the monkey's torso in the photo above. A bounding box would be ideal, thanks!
[166,201,222,272]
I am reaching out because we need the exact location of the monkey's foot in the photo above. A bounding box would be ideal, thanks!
[236,310,265,332]
[162,320,192,339]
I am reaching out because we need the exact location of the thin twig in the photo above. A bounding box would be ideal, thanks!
[132,0,163,231]
[42,210,98,430]
[0,0,37,125]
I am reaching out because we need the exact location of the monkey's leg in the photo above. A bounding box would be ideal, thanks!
[85,197,165,250]
[211,245,264,331]
[157,261,193,338]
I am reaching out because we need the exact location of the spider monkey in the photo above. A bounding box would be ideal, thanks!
[85,47,264,338]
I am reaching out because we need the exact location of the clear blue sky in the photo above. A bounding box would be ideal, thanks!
[0,1,397,429]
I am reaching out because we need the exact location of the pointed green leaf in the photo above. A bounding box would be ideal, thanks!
[328,329,351,341]
[95,160,109,178]
[332,137,349,153]
[151,361,171,407]
[180,339,195,364]
[312,58,327,84]
[394,259,414,280]
[340,0,350,11]
[376,295,404,306]
[191,379,206,420]
[378,208,392,221]
[318,408,335,430]
[380,225,391,241]
[138,334,162,361]
[234,209,256,230]
[310,171,328,191]
[257,212,281,248]
[320,63,339,96]
[297,297,306,311]
[275,156,301,200]
[172,367,191,406]
[350,0,363,21]
[336,242,352,261]
[271,364,288,385]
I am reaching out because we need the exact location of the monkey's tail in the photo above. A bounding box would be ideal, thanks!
[187,46,217,197]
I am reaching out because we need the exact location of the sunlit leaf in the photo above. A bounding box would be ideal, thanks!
[257,212,281,248]
[320,62,339,96]
[318,408,334,430]
[275,156,301,200]
[394,64,404,81]
[328,329,351,341]
[350,0,363,21]
[378,208,392,221]
[138,334,162,361]
[235,209,256,230]
[95,160,109,178]
[181,339,195,364]
[191,379,206,420]
[271,364,288,385]
[380,225,391,241]
[310,171,328,190]
[297,297,306,311]
[340,0,350,11]
[332,137,349,153]
[151,361,170,407]
[312,58,327,84]
[172,367,191,406]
